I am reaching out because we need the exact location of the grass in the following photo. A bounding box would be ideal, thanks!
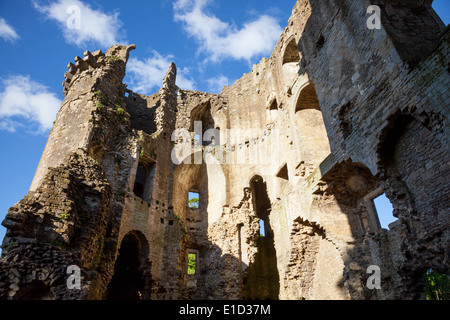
[116,107,124,115]
[96,102,105,111]
[188,197,199,209]
[187,253,196,275]
[92,236,105,270]
[58,212,71,221]
[425,269,450,300]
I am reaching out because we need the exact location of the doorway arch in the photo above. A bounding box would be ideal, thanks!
[107,231,150,300]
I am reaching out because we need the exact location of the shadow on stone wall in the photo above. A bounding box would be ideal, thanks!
[291,0,450,300]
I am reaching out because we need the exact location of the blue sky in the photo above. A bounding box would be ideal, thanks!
[374,194,396,230]
[0,1,448,245]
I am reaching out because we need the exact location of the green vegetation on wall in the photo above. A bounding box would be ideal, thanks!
[425,269,450,300]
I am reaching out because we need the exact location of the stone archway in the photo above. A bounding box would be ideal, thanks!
[12,280,55,300]
[281,36,301,88]
[292,82,331,173]
[106,231,150,300]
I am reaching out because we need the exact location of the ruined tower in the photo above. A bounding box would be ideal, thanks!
[1,0,449,300]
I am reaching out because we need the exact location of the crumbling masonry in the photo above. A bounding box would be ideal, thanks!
[1,0,449,300]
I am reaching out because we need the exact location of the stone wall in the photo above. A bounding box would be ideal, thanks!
[1,0,448,300]
[0,151,112,299]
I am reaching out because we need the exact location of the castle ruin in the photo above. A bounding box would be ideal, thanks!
[0,0,449,300]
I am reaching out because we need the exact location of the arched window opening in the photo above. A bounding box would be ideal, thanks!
[107,232,149,300]
[214,127,221,146]
[294,83,320,113]
[282,37,301,89]
[267,98,279,123]
[13,281,54,300]
[133,161,156,201]
[282,37,301,65]
[133,163,146,198]
[294,83,331,167]
[190,102,215,147]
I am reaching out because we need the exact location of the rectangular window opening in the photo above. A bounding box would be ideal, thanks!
[133,160,156,201]
[259,219,266,237]
[188,192,199,209]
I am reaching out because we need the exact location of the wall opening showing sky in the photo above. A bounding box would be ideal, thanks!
[373,193,397,230]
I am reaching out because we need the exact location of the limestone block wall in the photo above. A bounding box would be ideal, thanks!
[0,152,112,300]
[200,0,449,300]
[30,45,136,192]
[292,0,449,298]
[1,0,448,301]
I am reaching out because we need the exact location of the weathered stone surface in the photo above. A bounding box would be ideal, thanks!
[1,0,449,300]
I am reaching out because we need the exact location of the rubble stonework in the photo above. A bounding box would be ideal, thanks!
[1,0,449,300]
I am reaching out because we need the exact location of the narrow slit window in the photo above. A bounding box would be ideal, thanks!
[188,192,199,209]
[211,127,220,146]
[373,193,397,230]
[259,220,266,237]
[194,134,201,146]
[187,253,196,275]
[133,163,147,198]
[215,127,220,146]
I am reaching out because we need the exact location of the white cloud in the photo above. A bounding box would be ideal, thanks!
[206,75,231,94]
[33,0,124,48]
[0,18,20,42]
[0,119,23,133]
[0,75,61,133]
[173,0,282,62]
[127,51,196,95]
